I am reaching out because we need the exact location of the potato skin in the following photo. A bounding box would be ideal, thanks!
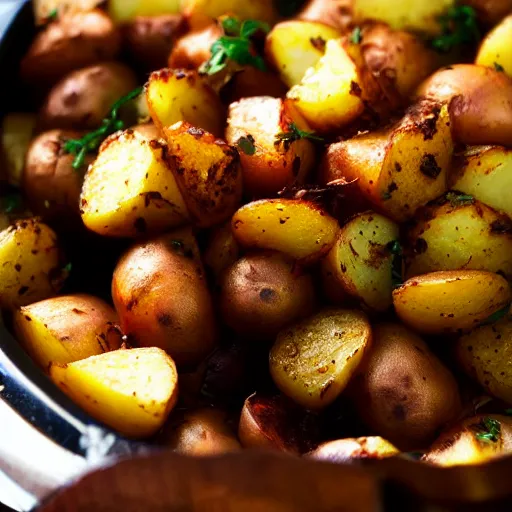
[219,252,316,339]
[112,228,217,367]
[203,222,239,281]
[308,437,399,463]
[21,10,121,88]
[350,323,461,451]
[298,0,353,32]
[465,0,512,25]
[39,62,138,130]
[476,14,512,77]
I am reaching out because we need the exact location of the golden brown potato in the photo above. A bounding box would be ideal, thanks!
[457,314,512,404]
[393,270,512,335]
[417,64,512,147]
[146,68,225,137]
[465,0,512,25]
[476,15,512,77]
[80,130,189,237]
[112,228,217,367]
[50,347,178,438]
[33,0,103,25]
[23,130,93,228]
[450,146,512,219]
[298,0,353,32]
[122,15,185,71]
[424,415,512,467]
[0,219,66,309]
[163,122,243,228]
[203,222,239,281]
[21,10,121,88]
[225,97,316,198]
[161,408,241,455]
[219,252,316,339]
[39,62,138,131]
[270,309,372,409]
[350,323,461,450]
[108,0,181,22]
[308,437,399,463]
[14,294,122,371]
[232,199,339,264]
[321,212,399,312]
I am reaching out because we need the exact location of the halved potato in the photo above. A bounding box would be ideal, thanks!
[80,130,189,238]
[164,122,242,228]
[50,347,178,438]
[269,309,372,409]
[476,15,512,76]
[203,222,239,281]
[393,270,512,334]
[108,0,181,22]
[321,212,400,312]
[14,294,122,371]
[232,199,339,264]
[308,437,399,462]
[146,68,225,137]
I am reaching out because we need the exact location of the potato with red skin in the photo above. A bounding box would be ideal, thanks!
[112,228,217,367]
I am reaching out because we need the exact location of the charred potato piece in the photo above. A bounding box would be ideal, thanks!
[308,437,399,463]
[476,15,512,77]
[80,130,189,238]
[14,294,122,371]
[50,347,178,438]
[203,222,239,282]
[350,323,461,450]
[39,62,138,130]
[21,10,121,87]
[393,270,512,335]
[220,252,316,339]
[0,219,65,309]
[225,97,315,198]
[270,309,372,409]
[232,199,339,264]
[112,228,217,367]
[164,122,242,228]
[109,0,181,22]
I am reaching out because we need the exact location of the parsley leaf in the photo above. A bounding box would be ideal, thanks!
[446,191,474,207]
[494,62,505,72]
[475,417,501,443]
[387,240,403,289]
[63,86,143,170]
[482,305,510,325]
[275,123,324,148]
[63,262,72,274]
[47,8,58,21]
[350,27,362,44]
[237,136,256,155]
[431,5,480,53]
[1,194,22,214]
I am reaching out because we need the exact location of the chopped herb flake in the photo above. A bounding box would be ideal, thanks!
[237,136,256,155]
[482,305,510,325]
[494,62,505,72]
[387,240,403,289]
[47,8,58,21]
[275,122,324,148]
[505,409,512,416]
[446,191,474,207]
[1,194,22,214]
[475,417,501,443]
[350,26,362,44]
[63,263,72,274]
[431,5,480,53]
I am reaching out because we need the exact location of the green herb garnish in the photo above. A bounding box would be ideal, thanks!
[63,87,143,170]
[494,62,505,72]
[505,409,512,416]
[431,5,480,53]
[446,191,474,207]
[63,262,72,274]
[47,8,58,21]
[350,27,362,44]
[482,306,510,325]
[475,417,501,443]
[275,122,324,148]
[387,240,403,289]
[1,194,22,214]
[200,17,270,76]
[237,136,256,155]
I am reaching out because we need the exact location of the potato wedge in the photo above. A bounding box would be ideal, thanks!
[14,294,121,371]
[203,222,239,281]
[109,0,181,22]
[164,122,242,228]
[146,68,225,137]
[0,219,65,309]
[406,196,512,279]
[393,271,512,334]
[232,199,339,264]
[269,309,372,409]
[308,437,399,462]
[457,314,512,404]
[450,146,512,219]
[225,97,316,198]
[321,212,399,312]
[476,15,512,76]
[50,347,178,438]
[80,130,189,238]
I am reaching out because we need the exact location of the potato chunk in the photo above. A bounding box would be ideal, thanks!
[80,130,189,237]
[476,15,512,77]
[232,199,339,264]
[309,437,399,462]
[14,294,122,371]
[50,347,178,438]
[108,0,180,22]
[269,309,372,409]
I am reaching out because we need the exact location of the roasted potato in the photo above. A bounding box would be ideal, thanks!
[225,97,316,198]
[270,309,372,409]
[112,228,217,367]
[457,314,512,404]
[39,62,138,131]
[131,123,161,140]
[146,68,225,137]
[308,437,399,463]
[298,0,353,32]
[321,212,400,312]
[476,15,512,77]
[0,219,66,309]
[465,0,512,25]
[203,222,239,281]
[232,199,339,264]
[265,21,341,88]
[350,323,461,450]
[109,0,181,22]
[393,270,512,335]
[21,10,121,88]
[424,415,512,466]
[220,252,316,339]
[417,64,512,147]
[50,347,178,438]
[164,122,243,228]
[14,294,122,371]
[450,146,512,219]
[33,0,103,25]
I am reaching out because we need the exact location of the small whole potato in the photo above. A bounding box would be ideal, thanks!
[21,10,121,88]
[39,62,138,130]
[349,323,461,450]
[476,14,512,77]
[219,252,316,339]
[308,437,399,463]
